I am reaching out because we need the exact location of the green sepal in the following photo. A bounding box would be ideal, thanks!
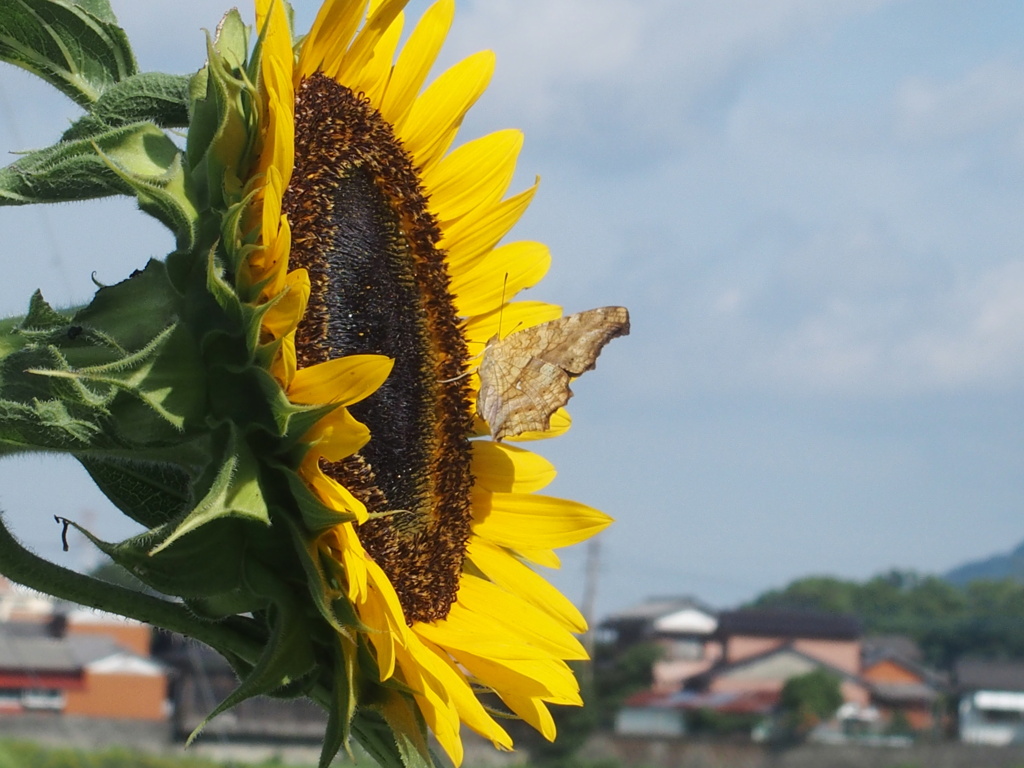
[186,559,318,745]
[203,245,266,359]
[77,455,193,529]
[351,710,436,768]
[62,516,248,599]
[62,71,191,140]
[282,467,359,532]
[321,635,359,768]
[280,514,360,637]
[368,692,434,768]
[151,428,270,554]
[186,10,255,214]
[0,0,136,107]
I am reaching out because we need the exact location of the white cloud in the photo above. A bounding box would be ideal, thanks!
[907,260,1024,387]
[895,60,1024,143]
[450,0,897,145]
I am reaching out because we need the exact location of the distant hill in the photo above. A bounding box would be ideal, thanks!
[945,539,1024,586]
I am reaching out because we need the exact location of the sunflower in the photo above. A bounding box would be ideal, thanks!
[243,1,613,763]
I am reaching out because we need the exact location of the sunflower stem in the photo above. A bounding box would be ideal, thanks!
[0,512,266,661]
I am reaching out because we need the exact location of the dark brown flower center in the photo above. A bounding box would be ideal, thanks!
[283,72,474,623]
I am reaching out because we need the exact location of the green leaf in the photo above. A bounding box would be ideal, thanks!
[27,324,197,430]
[0,0,137,107]
[77,455,193,528]
[62,71,191,140]
[151,430,270,554]
[73,259,178,351]
[71,517,249,599]
[0,121,179,205]
[21,290,69,331]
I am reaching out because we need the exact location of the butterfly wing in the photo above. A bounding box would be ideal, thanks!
[477,307,630,440]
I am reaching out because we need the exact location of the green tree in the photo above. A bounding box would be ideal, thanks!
[778,669,843,740]
[592,641,662,730]
[749,571,1024,669]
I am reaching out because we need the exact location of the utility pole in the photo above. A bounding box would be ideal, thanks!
[580,535,601,690]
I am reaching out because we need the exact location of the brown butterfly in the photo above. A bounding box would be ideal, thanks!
[476,306,630,441]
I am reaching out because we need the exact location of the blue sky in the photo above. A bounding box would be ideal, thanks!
[0,1,1022,622]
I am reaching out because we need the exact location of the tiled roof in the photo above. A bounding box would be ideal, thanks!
[601,596,716,625]
[685,642,864,691]
[955,659,1024,692]
[0,628,78,673]
[66,635,122,666]
[716,609,861,640]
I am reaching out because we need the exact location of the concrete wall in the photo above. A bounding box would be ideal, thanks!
[590,735,1024,768]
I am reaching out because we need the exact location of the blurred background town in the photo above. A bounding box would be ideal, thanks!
[5,539,1024,767]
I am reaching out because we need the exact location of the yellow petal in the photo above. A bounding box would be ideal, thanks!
[416,575,587,660]
[507,408,572,442]
[333,523,370,601]
[467,539,586,632]
[397,50,495,172]
[454,641,582,710]
[470,441,555,493]
[298,0,368,81]
[442,180,538,276]
[331,0,406,87]
[451,240,550,317]
[255,0,295,178]
[461,301,562,353]
[379,0,454,124]
[409,635,514,754]
[515,547,562,569]
[270,331,297,388]
[288,355,393,405]
[353,12,405,106]
[424,129,522,224]
[458,648,581,704]
[359,560,409,681]
[261,268,310,338]
[303,462,369,524]
[303,406,371,461]
[498,691,557,741]
[471,491,613,550]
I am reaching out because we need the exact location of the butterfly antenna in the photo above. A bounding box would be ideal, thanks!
[496,272,509,339]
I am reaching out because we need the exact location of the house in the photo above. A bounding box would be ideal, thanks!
[955,659,1024,745]
[860,637,945,732]
[0,580,168,721]
[0,622,166,719]
[64,635,166,720]
[599,597,720,692]
[714,609,862,674]
[685,644,872,710]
